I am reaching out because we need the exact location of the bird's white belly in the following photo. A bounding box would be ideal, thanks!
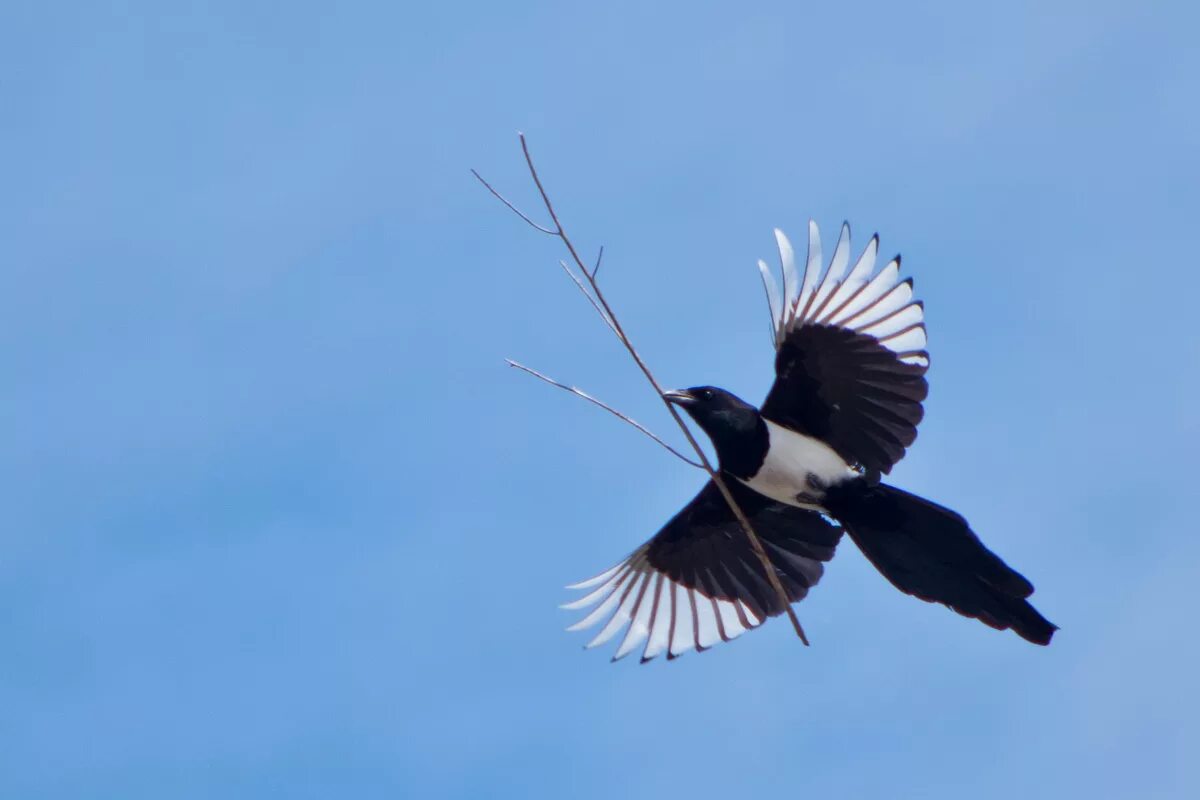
[738,420,856,509]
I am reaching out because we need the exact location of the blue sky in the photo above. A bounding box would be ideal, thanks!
[3,1,1199,797]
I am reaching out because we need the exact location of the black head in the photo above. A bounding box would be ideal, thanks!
[663,386,766,478]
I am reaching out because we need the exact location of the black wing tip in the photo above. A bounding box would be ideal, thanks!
[1013,603,1058,645]
[1017,619,1058,646]
[973,592,1057,646]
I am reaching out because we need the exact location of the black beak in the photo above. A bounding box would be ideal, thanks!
[662,389,697,407]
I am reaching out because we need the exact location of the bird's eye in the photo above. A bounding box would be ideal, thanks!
[701,389,714,401]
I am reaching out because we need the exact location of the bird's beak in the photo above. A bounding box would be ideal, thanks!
[662,389,697,407]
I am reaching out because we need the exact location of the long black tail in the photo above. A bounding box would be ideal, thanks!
[824,482,1057,645]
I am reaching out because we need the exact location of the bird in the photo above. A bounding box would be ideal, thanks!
[563,221,1056,662]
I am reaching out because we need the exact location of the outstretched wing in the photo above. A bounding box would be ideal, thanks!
[563,479,843,662]
[759,222,929,475]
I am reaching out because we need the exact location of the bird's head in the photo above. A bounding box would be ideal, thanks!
[663,386,765,475]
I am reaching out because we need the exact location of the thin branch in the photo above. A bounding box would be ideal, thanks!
[506,360,704,469]
[557,260,618,336]
[516,134,809,644]
[470,168,557,235]
[482,133,809,645]
[592,245,604,279]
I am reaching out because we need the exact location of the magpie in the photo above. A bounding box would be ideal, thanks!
[564,221,1056,661]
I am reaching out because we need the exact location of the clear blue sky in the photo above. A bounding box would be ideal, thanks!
[3,1,1198,797]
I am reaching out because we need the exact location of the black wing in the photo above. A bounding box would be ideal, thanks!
[825,481,1057,645]
[563,479,843,662]
[758,222,929,475]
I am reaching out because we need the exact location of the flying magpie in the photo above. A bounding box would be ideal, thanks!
[564,221,1056,661]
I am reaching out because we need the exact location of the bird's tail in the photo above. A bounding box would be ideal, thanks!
[824,482,1057,645]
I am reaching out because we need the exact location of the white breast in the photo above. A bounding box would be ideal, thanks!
[738,420,856,509]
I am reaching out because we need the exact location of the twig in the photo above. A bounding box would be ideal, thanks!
[592,246,604,279]
[506,360,704,469]
[470,168,556,235]
[557,261,618,336]
[476,134,809,645]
